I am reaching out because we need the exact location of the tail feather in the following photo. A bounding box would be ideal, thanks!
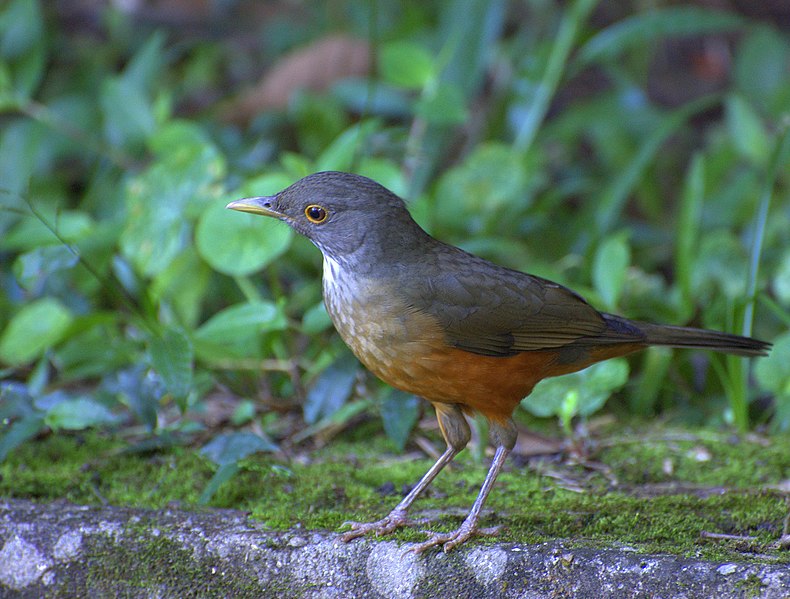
[632,320,771,357]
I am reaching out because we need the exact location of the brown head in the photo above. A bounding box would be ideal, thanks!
[226,171,430,267]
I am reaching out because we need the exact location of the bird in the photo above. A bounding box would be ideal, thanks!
[227,171,771,553]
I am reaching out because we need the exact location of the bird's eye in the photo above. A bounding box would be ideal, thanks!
[304,204,328,223]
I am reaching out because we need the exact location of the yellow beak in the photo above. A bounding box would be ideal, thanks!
[225,196,281,218]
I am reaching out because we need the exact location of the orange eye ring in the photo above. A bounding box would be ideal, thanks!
[305,204,328,223]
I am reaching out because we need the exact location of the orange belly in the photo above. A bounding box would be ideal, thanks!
[363,341,643,423]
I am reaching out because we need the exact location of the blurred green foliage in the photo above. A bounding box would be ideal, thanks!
[1,0,789,497]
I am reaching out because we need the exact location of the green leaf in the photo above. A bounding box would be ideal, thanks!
[231,400,256,426]
[98,32,164,148]
[148,120,219,165]
[196,199,292,277]
[44,397,120,431]
[122,31,165,94]
[379,41,435,89]
[725,94,770,166]
[356,158,407,197]
[691,231,748,299]
[1,209,93,251]
[54,315,133,381]
[415,82,468,125]
[199,462,239,505]
[592,232,631,311]
[236,172,295,198]
[194,302,287,345]
[13,245,78,291]
[0,298,73,365]
[292,399,372,445]
[149,326,193,400]
[434,142,532,230]
[755,333,790,398]
[0,120,40,201]
[774,251,790,306]
[0,382,35,420]
[316,121,379,173]
[193,301,287,363]
[120,122,225,276]
[755,333,790,431]
[0,60,15,109]
[576,7,743,67]
[593,96,717,233]
[0,414,44,462]
[301,302,332,335]
[523,359,629,420]
[304,355,358,425]
[103,366,159,430]
[733,26,790,116]
[200,432,278,501]
[200,431,278,466]
[676,154,705,311]
[290,92,349,157]
[100,76,156,148]
[0,0,43,59]
[380,389,420,452]
[8,37,45,100]
[150,247,211,328]
[331,79,412,117]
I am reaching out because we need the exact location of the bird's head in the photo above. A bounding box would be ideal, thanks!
[227,171,421,262]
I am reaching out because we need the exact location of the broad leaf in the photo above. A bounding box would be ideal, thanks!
[0,414,44,462]
[304,354,358,425]
[196,199,292,277]
[592,232,631,311]
[523,359,629,419]
[380,389,420,452]
[0,297,73,365]
[149,326,193,400]
[379,41,435,89]
[201,432,278,466]
[44,397,120,431]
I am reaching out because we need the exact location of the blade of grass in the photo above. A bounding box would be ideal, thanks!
[593,95,719,235]
[759,294,790,329]
[630,347,672,416]
[725,119,790,431]
[676,153,705,316]
[512,0,598,153]
[406,0,507,198]
[743,120,790,338]
[574,7,744,70]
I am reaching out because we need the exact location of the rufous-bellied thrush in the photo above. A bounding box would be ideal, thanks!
[227,171,770,553]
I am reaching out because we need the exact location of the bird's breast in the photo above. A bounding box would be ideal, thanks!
[322,255,436,350]
[321,256,447,383]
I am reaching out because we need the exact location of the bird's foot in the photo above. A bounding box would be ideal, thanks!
[341,508,418,542]
[411,520,500,554]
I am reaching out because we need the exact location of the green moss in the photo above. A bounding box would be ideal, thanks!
[82,520,264,597]
[736,573,768,597]
[2,424,789,563]
[0,432,213,507]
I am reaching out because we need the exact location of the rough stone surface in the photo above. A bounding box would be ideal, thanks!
[0,498,787,598]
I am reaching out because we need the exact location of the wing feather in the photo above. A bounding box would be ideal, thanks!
[400,245,609,357]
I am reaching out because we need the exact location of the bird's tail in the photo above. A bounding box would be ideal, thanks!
[628,318,771,357]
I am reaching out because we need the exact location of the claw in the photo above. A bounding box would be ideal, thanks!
[340,508,413,542]
[411,522,500,554]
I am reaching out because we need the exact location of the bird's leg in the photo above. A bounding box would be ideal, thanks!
[412,418,517,553]
[341,403,470,541]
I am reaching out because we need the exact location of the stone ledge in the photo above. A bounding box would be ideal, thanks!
[0,498,785,598]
